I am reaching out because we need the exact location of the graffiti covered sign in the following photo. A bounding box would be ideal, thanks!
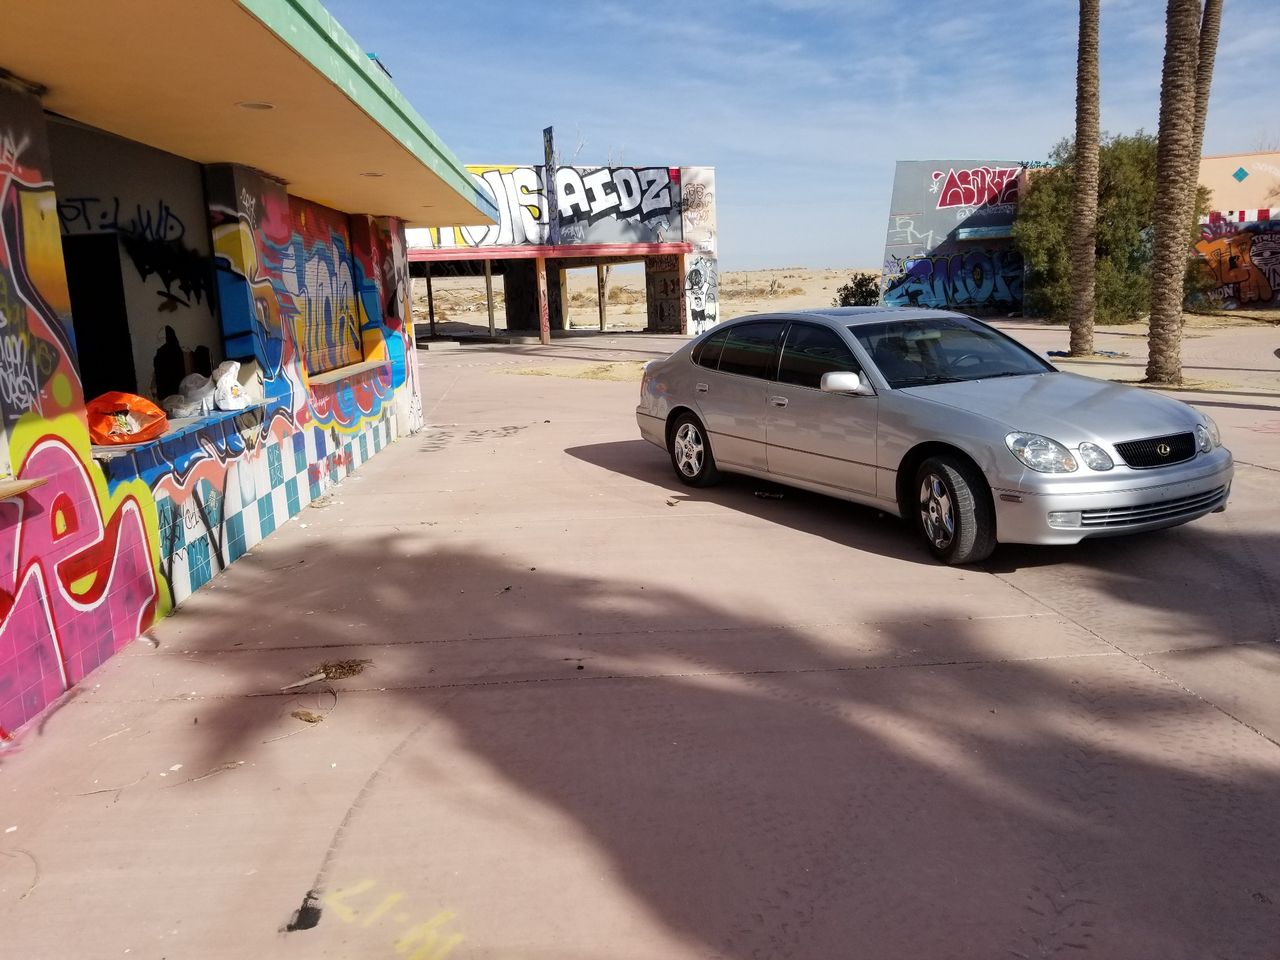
[409,164,682,249]
[881,159,1028,312]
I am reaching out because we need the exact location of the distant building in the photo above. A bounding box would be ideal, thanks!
[407,164,719,337]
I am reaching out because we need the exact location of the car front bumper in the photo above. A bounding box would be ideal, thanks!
[991,448,1233,545]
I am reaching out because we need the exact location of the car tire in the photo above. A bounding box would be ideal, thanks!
[914,455,996,564]
[668,412,721,487]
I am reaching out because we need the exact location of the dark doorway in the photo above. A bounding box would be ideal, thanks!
[61,233,136,401]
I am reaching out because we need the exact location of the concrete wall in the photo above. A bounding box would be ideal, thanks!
[0,79,422,738]
[48,119,221,400]
[881,160,1028,312]
[680,166,718,335]
[1199,153,1280,213]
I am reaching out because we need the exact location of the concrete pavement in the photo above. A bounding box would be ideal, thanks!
[2,320,1279,959]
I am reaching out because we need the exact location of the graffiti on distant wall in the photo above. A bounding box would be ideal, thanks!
[931,166,1021,210]
[415,165,680,248]
[882,159,1026,311]
[883,249,1024,309]
[1195,218,1280,309]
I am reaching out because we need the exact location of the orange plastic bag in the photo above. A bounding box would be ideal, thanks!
[86,392,169,445]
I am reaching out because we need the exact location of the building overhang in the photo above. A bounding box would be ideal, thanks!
[0,0,497,229]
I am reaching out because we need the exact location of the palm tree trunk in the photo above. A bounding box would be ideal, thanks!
[1069,0,1101,356]
[1146,0,1201,385]
[1184,0,1223,220]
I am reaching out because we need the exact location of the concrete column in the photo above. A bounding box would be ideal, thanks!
[425,263,436,338]
[597,264,607,331]
[484,259,495,336]
[535,256,550,345]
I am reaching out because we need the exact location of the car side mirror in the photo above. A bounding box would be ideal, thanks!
[820,371,874,396]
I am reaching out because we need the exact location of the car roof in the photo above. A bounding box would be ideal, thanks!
[710,306,969,329]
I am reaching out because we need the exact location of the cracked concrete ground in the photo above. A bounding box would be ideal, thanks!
[2,320,1278,959]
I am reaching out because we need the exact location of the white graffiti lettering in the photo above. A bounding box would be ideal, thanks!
[0,333,38,409]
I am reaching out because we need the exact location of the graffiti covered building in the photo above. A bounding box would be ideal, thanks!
[880,160,1030,313]
[407,164,719,337]
[0,1,496,738]
[1195,152,1280,310]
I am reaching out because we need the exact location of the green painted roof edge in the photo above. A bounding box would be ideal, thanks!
[236,0,497,223]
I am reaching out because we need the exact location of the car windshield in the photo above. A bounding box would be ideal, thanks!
[850,315,1053,388]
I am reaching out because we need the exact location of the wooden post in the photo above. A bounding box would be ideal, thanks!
[596,263,607,331]
[484,259,495,336]
[425,262,436,339]
[535,256,550,346]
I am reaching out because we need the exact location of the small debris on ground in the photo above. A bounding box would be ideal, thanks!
[318,659,371,680]
[665,498,679,506]
[290,709,325,724]
[754,490,785,500]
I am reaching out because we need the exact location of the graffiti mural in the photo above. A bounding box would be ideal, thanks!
[883,249,1024,309]
[881,159,1027,311]
[680,166,718,335]
[0,126,420,739]
[931,165,1021,210]
[410,165,680,249]
[1196,216,1279,309]
[0,85,166,738]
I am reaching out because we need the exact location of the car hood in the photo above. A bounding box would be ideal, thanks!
[901,372,1201,444]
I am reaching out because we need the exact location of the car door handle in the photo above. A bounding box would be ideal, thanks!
[695,382,709,393]
[768,396,788,408]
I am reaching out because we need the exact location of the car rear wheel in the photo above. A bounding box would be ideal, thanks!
[914,455,995,564]
[669,413,721,487]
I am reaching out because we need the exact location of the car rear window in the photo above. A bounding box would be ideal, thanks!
[692,329,729,369]
[717,321,785,379]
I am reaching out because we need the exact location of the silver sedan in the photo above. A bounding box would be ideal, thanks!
[636,308,1233,564]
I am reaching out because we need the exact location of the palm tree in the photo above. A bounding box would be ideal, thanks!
[1068,0,1101,357]
[1184,0,1222,217]
[1146,0,1203,385]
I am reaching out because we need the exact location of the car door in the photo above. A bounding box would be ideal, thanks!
[765,322,878,495]
[693,319,785,471]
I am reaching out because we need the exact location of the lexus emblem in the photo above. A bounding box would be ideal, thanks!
[1156,442,1172,457]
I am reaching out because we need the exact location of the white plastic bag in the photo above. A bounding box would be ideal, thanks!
[179,373,215,414]
[161,394,203,418]
[212,361,248,411]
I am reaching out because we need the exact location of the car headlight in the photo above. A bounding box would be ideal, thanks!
[1076,442,1114,471]
[1005,432,1078,473]
[1196,416,1221,452]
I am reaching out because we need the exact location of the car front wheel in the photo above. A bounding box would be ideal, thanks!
[668,413,721,487]
[914,455,996,564]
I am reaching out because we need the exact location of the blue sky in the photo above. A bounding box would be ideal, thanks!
[326,0,1278,270]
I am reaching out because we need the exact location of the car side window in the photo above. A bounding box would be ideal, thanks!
[777,324,861,390]
[717,321,786,379]
[693,329,729,369]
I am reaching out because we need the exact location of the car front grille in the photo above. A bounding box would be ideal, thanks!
[1113,432,1196,468]
[1079,485,1228,528]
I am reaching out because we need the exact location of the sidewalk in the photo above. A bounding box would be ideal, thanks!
[2,323,1278,959]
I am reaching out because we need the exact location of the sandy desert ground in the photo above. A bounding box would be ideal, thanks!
[411,266,881,334]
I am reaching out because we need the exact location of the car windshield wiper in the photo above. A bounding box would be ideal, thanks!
[893,375,966,387]
[975,371,1036,380]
